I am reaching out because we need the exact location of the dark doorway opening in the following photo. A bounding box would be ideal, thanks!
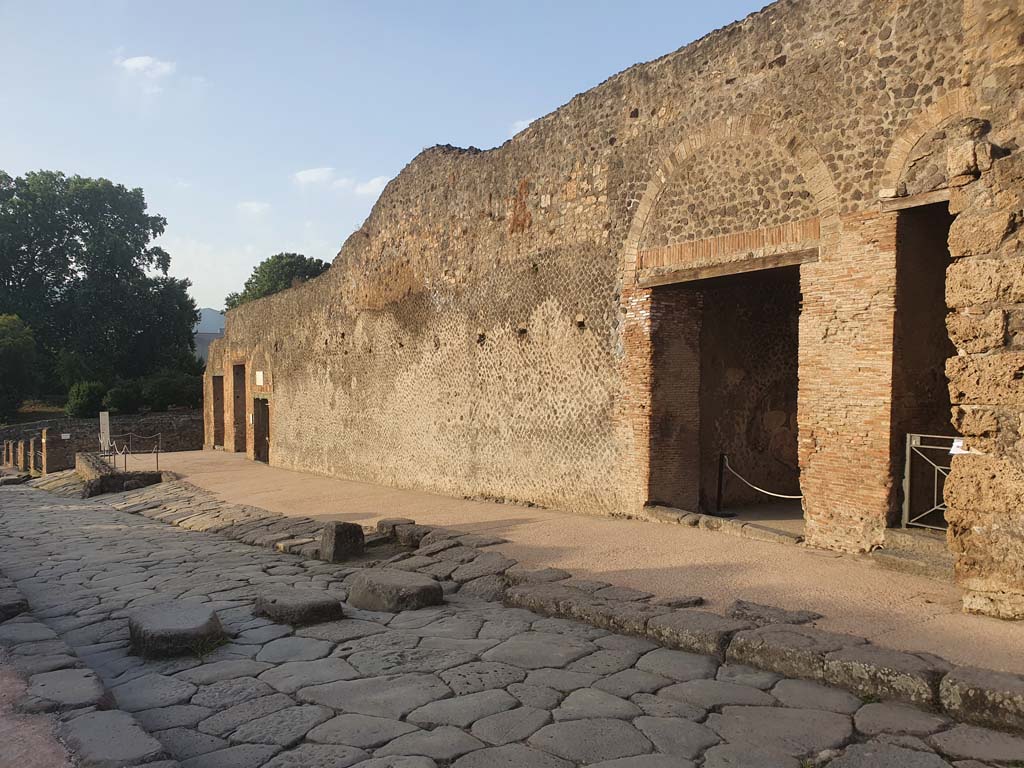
[211,376,225,448]
[232,364,246,453]
[699,266,801,517]
[891,203,957,528]
[253,398,270,463]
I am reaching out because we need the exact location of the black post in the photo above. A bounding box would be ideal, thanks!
[716,453,726,514]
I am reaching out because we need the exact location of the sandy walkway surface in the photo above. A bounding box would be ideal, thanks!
[148,450,1023,673]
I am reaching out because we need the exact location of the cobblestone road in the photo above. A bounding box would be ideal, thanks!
[1,486,1023,768]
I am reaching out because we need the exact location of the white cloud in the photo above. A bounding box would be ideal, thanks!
[236,201,271,216]
[332,177,354,189]
[114,54,178,95]
[509,118,532,137]
[355,176,389,197]
[293,167,335,185]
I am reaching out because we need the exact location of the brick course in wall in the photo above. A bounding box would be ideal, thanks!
[204,0,1024,617]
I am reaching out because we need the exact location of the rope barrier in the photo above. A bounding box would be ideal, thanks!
[719,454,803,501]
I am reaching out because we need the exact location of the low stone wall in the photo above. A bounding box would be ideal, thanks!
[74,453,164,498]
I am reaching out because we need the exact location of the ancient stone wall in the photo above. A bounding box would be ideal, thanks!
[207,0,1024,615]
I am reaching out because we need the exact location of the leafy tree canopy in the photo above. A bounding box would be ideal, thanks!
[0,314,35,419]
[0,170,199,395]
[225,252,329,310]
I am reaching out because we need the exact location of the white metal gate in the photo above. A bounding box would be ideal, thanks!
[900,433,963,530]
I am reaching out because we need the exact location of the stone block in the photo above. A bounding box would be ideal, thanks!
[60,710,168,767]
[255,589,344,626]
[727,600,822,626]
[394,524,433,547]
[647,610,753,658]
[823,645,951,706]
[376,517,415,535]
[346,569,444,613]
[726,624,866,681]
[23,668,111,712]
[940,666,1024,733]
[320,521,365,562]
[129,603,227,658]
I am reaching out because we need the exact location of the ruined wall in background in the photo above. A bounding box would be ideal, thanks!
[207,0,1024,614]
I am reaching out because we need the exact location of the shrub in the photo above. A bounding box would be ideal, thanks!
[103,380,144,414]
[142,371,201,412]
[0,315,35,422]
[66,381,107,418]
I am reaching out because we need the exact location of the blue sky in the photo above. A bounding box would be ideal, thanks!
[1,1,766,309]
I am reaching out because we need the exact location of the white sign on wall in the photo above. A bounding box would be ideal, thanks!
[255,370,264,386]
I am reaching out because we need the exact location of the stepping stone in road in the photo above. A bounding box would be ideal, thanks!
[255,589,344,626]
[129,602,227,658]
[346,569,444,613]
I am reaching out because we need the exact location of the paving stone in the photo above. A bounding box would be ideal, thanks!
[298,619,387,643]
[115,673,198,712]
[254,589,344,625]
[635,648,719,681]
[660,678,776,708]
[155,727,228,760]
[190,677,274,709]
[347,570,443,613]
[375,726,485,761]
[524,667,600,692]
[307,713,419,748]
[715,663,782,690]
[234,624,292,645]
[418,636,499,654]
[175,659,272,684]
[255,636,335,663]
[180,744,280,768]
[928,724,1024,763]
[854,701,950,736]
[531,617,609,640]
[458,575,508,601]
[940,665,1024,732]
[772,678,862,713]
[824,645,951,706]
[197,693,295,735]
[0,621,58,645]
[567,649,639,675]
[595,669,672,698]
[416,539,462,556]
[727,624,866,681]
[727,600,822,626]
[335,630,420,657]
[595,634,659,654]
[452,744,571,768]
[528,718,653,763]
[137,704,214,731]
[707,706,854,757]
[650,596,705,609]
[262,743,368,767]
[377,518,416,536]
[455,534,507,548]
[701,743,800,768]
[298,673,451,718]
[554,687,643,720]
[646,611,752,658]
[60,709,168,768]
[451,552,516,583]
[348,647,475,675]
[482,631,595,669]
[408,688,517,727]
[129,603,226,658]
[24,667,109,711]
[229,704,333,747]
[634,716,720,759]
[257,657,359,693]
[508,682,563,709]
[351,758,437,768]
[828,742,954,767]
[394,524,433,547]
[561,578,612,592]
[440,661,527,694]
[506,566,570,584]
[471,705,551,745]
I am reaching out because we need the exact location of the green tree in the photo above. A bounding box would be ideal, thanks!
[225,252,329,310]
[0,170,199,393]
[0,314,35,420]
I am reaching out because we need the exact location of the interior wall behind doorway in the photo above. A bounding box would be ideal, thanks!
[699,267,801,511]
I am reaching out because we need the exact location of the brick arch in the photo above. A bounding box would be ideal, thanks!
[878,88,978,193]
[619,113,840,289]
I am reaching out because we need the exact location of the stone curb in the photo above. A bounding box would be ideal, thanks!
[31,480,1024,736]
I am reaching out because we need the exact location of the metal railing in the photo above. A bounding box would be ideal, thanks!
[100,432,163,472]
[901,433,964,531]
[716,452,803,514]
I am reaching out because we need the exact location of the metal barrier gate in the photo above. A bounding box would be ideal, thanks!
[901,433,963,531]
